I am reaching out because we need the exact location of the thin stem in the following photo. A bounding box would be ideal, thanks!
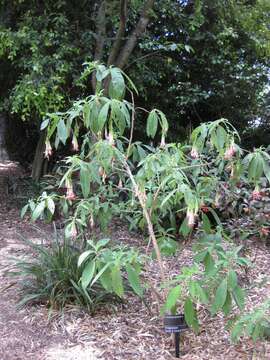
[126,91,135,159]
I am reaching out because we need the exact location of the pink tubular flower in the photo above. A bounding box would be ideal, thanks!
[107,132,115,146]
[224,143,236,160]
[160,135,166,148]
[252,188,262,200]
[89,215,95,229]
[260,227,270,237]
[72,136,79,152]
[118,179,123,189]
[186,208,196,228]
[99,166,104,177]
[44,140,53,159]
[65,179,76,201]
[190,147,199,159]
[70,223,77,238]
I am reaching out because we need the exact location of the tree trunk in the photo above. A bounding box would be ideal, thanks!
[31,131,46,181]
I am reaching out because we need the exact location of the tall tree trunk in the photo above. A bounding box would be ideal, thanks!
[31,131,46,181]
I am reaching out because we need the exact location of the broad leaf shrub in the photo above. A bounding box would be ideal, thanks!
[21,62,270,341]
[162,231,250,332]
[229,299,270,342]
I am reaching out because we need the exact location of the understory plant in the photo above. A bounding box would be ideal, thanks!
[20,62,270,340]
[229,298,270,342]
[11,231,144,313]
[162,231,250,332]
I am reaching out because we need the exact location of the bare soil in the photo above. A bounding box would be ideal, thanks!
[0,161,270,359]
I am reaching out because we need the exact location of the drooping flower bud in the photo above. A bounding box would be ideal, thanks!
[72,135,79,152]
[44,140,53,159]
[107,132,115,146]
[89,215,95,229]
[252,188,262,200]
[99,166,104,177]
[190,147,199,159]
[224,143,236,160]
[214,192,221,208]
[70,222,77,238]
[186,208,196,228]
[260,227,269,237]
[65,179,76,201]
[200,204,209,213]
[160,135,166,148]
[118,179,123,189]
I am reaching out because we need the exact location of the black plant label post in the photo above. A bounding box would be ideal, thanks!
[164,314,188,358]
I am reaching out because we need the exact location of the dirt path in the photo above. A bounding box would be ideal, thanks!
[1,161,270,359]
[0,162,101,359]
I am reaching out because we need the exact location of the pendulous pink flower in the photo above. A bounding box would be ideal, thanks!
[65,179,76,201]
[190,147,199,159]
[186,208,196,228]
[72,136,79,152]
[224,143,236,160]
[252,189,262,200]
[44,140,53,159]
[70,223,77,238]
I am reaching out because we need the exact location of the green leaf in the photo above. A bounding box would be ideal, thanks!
[227,270,238,290]
[204,253,215,274]
[81,261,96,289]
[40,118,49,130]
[263,159,270,185]
[89,101,100,133]
[91,262,111,286]
[99,266,113,291]
[179,218,192,237]
[57,119,68,145]
[248,154,264,182]
[83,102,91,128]
[146,111,158,138]
[97,102,110,132]
[233,286,245,310]
[21,204,29,218]
[211,278,228,315]
[184,298,199,333]
[111,265,124,297]
[78,250,94,267]
[47,198,55,215]
[80,163,90,198]
[96,238,110,250]
[126,264,143,297]
[202,213,211,233]
[32,201,45,221]
[164,285,181,313]
[222,292,232,316]
[109,67,125,100]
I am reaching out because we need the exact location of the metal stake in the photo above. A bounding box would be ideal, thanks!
[175,332,180,358]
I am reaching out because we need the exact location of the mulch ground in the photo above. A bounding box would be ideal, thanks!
[0,161,270,360]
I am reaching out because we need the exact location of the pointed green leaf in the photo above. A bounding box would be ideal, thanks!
[146,111,158,138]
[184,298,199,332]
[80,163,90,198]
[126,264,143,297]
[233,286,245,310]
[81,261,96,289]
[32,201,46,221]
[164,285,181,313]
[211,278,228,315]
[227,270,238,290]
[222,292,232,316]
[97,102,110,132]
[57,119,68,145]
[111,265,124,297]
